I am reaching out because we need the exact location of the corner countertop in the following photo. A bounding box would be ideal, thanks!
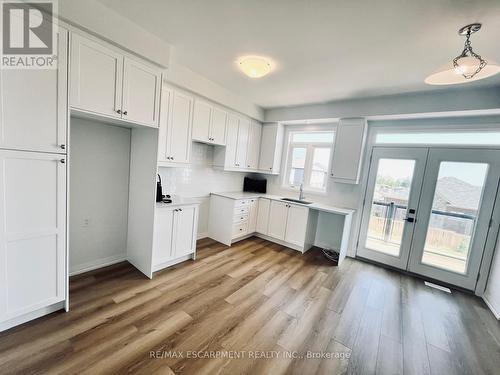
[155,195,201,209]
[211,191,355,216]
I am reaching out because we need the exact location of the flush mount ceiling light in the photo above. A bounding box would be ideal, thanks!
[425,23,500,85]
[237,56,273,78]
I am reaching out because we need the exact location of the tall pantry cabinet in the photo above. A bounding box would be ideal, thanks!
[0,29,69,331]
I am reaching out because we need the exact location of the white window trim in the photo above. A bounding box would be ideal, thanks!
[281,125,336,193]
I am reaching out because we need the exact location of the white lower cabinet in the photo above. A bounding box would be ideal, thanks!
[284,205,309,246]
[153,205,198,271]
[209,195,314,252]
[268,201,289,240]
[247,198,258,233]
[0,151,66,326]
[256,198,270,235]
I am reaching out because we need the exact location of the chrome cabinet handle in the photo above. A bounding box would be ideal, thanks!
[60,159,65,164]
[123,111,128,115]
[60,144,66,150]
[116,109,122,114]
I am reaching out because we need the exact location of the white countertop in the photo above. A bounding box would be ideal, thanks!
[155,195,201,209]
[211,191,355,216]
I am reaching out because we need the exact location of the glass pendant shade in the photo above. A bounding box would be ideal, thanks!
[425,58,500,85]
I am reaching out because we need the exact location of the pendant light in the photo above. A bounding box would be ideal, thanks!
[425,23,500,85]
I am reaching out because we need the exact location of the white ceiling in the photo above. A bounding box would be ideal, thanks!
[97,0,500,109]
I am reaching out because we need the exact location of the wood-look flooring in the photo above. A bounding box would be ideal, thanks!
[1,237,499,374]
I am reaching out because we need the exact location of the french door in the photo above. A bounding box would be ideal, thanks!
[357,146,500,290]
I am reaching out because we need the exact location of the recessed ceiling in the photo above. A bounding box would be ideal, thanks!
[96,0,500,109]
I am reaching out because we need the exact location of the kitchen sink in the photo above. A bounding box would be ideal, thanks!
[281,198,313,205]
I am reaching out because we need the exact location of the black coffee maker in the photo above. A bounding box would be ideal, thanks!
[156,174,163,202]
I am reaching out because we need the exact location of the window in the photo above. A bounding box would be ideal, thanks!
[376,130,500,146]
[284,130,334,192]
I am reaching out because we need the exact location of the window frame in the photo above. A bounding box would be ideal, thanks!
[282,126,336,193]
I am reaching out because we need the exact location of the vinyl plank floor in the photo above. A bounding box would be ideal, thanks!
[0,237,499,375]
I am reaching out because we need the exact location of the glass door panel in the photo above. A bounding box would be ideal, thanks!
[365,159,415,256]
[421,162,488,274]
[357,147,428,269]
[408,148,500,290]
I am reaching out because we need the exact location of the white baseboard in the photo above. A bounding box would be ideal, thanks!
[69,254,126,276]
[197,232,208,240]
[0,301,65,332]
[483,296,500,320]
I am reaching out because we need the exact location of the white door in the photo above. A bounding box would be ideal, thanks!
[247,199,258,233]
[268,201,288,240]
[256,198,271,235]
[153,208,174,265]
[173,206,198,258]
[210,107,227,145]
[284,205,309,246]
[0,151,66,322]
[192,100,212,142]
[246,121,262,169]
[122,58,161,127]
[358,147,500,290]
[407,148,500,290]
[235,118,250,169]
[168,91,193,163]
[357,147,427,269]
[70,33,123,118]
[0,29,67,154]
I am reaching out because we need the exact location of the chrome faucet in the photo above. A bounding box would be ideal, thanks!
[299,183,305,201]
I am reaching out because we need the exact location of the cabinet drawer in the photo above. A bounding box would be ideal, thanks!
[234,206,249,215]
[232,222,248,238]
[233,213,249,223]
[235,199,251,208]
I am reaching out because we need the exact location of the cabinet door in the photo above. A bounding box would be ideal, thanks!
[192,100,212,142]
[247,199,258,233]
[224,114,239,168]
[246,121,262,169]
[235,118,250,168]
[168,91,193,163]
[0,29,67,154]
[70,33,123,118]
[0,151,66,322]
[210,107,227,145]
[331,118,367,184]
[122,58,161,127]
[153,208,175,265]
[259,124,283,174]
[256,198,271,235]
[173,206,197,258]
[157,87,172,162]
[284,205,309,247]
[268,201,288,240]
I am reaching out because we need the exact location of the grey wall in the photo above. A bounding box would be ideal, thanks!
[69,118,131,275]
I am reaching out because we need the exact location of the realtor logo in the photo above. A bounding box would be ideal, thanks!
[1,0,58,69]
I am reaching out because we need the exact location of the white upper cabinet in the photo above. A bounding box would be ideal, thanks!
[70,33,123,118]
[158,85,193,165]
[0,151,66,323]
[258,123,284,174]
[192,99,227,145]
[70,33,161,127]
[211,107,228,145]
[122,58,161,127]
[246,121,262,169]
[330,118,367,184]
[235,117,250,168]
[192,99,211,142]
[0,29,68,154]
